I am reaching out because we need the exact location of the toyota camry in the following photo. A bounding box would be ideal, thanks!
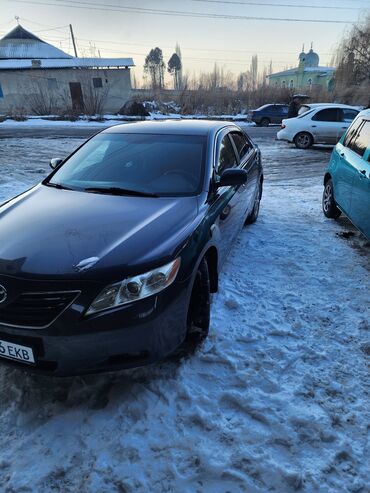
[0,121,263,375]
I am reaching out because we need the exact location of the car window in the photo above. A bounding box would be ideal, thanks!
[48,133,207,197]
[312,108,339,122]
[340,108,359,123]
[269,106,279,112]
[298,105,311,115]
[217,134,238,174]
[348,120,370,157]
[343,118,363,147]
[230,131,252,161]
[281,106,289,114]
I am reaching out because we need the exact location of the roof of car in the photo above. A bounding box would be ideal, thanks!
[358,109,370,118]
[303,103,360,109]
[103,119,239,136]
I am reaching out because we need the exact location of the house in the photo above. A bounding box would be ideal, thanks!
[0,25,135,115]
[267,45,335,92]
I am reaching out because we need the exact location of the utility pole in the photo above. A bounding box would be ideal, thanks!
[69,24,78,58]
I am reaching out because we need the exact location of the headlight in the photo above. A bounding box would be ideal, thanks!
[86,258,181,315]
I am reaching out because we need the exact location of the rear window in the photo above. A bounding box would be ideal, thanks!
[340,108,359,123]
[298,105,311,115]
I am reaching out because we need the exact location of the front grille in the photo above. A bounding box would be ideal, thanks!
[0,291,79,328]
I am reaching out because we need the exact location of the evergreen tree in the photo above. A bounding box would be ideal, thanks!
[144,47,165,90]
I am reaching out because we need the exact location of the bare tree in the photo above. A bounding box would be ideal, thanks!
[335,15,370,88]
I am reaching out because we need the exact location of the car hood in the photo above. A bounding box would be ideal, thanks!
[0,185,199,280]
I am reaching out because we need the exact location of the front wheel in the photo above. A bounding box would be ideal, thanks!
[322,179,341,219]
[294,132,313,149]
[184,258,210,347]
[245,182,262,225]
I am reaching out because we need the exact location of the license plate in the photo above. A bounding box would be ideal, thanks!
[0,339,35,364]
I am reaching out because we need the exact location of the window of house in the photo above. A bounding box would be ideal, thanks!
[307,78,312,88]
[0,82,3,98]
[282,80,286,87]
[348,120,370,157]
[289,80,294,88]
[93,77,103,88]
[217,134,238,175]
[312,108,339,122]
[47,78,58,90]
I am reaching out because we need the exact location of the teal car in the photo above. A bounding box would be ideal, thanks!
[322,109,370,239]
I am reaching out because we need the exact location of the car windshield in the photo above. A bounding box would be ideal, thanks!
[47,133,207,197]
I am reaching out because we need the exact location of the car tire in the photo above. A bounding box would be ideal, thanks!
[245,182,262,225]
[260,118,270,127]
[184,257,210,347]
[322,179,341,219]
[294,132,313,149]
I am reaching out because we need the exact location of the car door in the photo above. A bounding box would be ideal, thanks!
[229,130,259,216]
[269,105,280,124]
[208,131,244,264]
[310,108,341,144]
[346,119,370,238]
[333,117,363,215]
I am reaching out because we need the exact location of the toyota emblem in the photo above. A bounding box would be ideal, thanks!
[0,285,7,304]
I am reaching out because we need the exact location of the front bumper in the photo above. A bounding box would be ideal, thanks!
[0,275,191,376]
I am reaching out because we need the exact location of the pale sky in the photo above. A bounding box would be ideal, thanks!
[1,0,369,85]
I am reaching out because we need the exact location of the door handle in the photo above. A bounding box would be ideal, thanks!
[311,125,317,128]
[220,205,231,220]
[340,152,345,158]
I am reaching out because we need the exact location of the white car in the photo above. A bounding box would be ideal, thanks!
[277,103,360,149]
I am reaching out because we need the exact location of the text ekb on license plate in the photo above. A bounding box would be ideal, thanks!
[0,339,35,364]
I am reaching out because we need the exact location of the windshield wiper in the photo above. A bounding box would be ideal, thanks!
[45,182,73,191]
[84,187,159,198]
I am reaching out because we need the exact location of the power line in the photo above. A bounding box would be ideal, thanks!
[187,0,364,10]
[12,0,355,23]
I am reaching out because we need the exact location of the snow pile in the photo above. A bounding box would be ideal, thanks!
[0,138,369,492]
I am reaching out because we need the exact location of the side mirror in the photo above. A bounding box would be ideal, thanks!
[217,168,248,188]
[50,158,63,170]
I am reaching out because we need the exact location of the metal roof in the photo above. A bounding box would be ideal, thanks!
[0,57,135,70]
[0,25,72,60]
[0,25,135,69]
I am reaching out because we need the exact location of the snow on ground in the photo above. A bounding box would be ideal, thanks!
[0,135,369,493]
[0,115,254,128]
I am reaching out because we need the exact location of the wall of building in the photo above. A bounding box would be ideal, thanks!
[0,67,132,114]
[268,70,334,91]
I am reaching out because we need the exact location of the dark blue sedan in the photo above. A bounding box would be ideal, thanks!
[249,104,289,126]
[0,121,263,375]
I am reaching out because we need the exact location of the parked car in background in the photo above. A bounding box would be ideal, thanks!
[322,109,370,239]
[0,121,263,375]
[248,104,289,126]
[277,103,360,149]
